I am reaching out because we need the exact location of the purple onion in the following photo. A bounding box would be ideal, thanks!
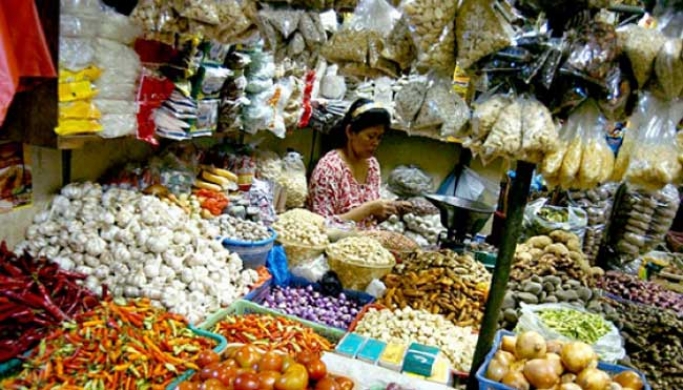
[262,285,365,329]
[599,271,683,315]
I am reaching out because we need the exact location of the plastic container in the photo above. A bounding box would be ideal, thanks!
[197,300,346,344]
[221,228,277,269]
[163,326,228,390]
[475,330,652,390]
[0,358,22,379]
[247,276,375,330]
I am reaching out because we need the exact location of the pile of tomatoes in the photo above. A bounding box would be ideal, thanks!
[176,344,354,390]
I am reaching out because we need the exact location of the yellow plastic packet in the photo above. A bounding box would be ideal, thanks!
[59,101,101,120]
[58,66,102,83]
[54,119,102,136]
[59,81,98,102]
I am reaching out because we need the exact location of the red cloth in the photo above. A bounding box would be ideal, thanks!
[0,11,19,126]
[308,150,381,229]
[4,0,56,79]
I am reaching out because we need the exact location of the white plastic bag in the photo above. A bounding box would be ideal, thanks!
[94,100,137,115]
[59,38,96,70]
[290,255,329,283]
[365,279,386,298]
[516,303,625,363]
[99,114,137,138]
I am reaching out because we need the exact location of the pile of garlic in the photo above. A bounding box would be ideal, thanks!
[18,182,258,324]
[379,213,446,246]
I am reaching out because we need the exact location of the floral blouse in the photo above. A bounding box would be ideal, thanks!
[308,150,381,229]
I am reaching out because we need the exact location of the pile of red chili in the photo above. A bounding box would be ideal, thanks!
[0,242,99,362]
[2,298,218,390]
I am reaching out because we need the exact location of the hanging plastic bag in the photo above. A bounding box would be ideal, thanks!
[518,95,558,164]
[321,0,399,66]
[61,0,102,15]
[466,92,513,152]
[380,16,416,72]
[400,0,457,77]
[556,103,592,189]
[393,75,428,129]
[562,21,620,87]
[99,8,143,44]
[99,114,137,139]
[456,0,515,70]
[60,14,100,38]
[481,96,522,163]
[412,77,469,139]
[516,303,625,363]
[625,93,683,191]
[93,100,137,116]
[59,101,101,120]
[650,38,683,101]
[617,25,666,89]
[59,38,96,70]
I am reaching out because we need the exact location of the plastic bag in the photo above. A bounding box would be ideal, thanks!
[524,198,588,240]
[563,22,620,86]
[95,82,136,100]
[400,0,457,77]
[60,0,102,15]
[99,114,137,138]
[266,245,291,288]
[94,39,141,81]
[519,96,558,164]
[290,254,329,283]
[651,38,683,101]
[380,16,416,71]
[516,303,625,363]
[467,93,512,150]
[60,101,101,120]
[625,93,683,190]
[58,81,98,102]
[59,66,102,83]
[387,165,433,197]
[279,150,308,209]
[451,166,500,206]
[98,9,142,44]
[59,38,96,70]
[456,0,515,70]
[572,101,614,189]
[55,119,102,135]
[393,75,428,129]
[606,184,680,264]
[481,97,522,162]
[413,77,469,139]
[93,100,137,115]
[567,183,617,265]
[617,25,666,88]
[60,14,99,38]
[174,0,219,25]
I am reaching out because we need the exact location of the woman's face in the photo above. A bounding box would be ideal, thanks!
[347,125,384,159]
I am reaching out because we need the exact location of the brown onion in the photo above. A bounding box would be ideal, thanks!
[561,373,577,383]
[516,331,547,360]
[547,353,565,376]
[613,370,644,390]
[502,335,517,354]
[486,357,509,382]
[524,358,560,389]
[547,339,564,354]
[502,370,531,390]
[494,350,517,366]
[576,368,611,390]
[561,341,598,373]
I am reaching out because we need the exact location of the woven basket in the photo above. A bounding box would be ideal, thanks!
[278,238,327,268]
[326,252,396,290]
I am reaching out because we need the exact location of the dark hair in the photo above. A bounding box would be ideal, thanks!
[327,98,391,150]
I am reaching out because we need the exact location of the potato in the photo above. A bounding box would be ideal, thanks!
[526,235,553,249]
[544,243,570,257]
[566,238,581,252]
[549,230,578,244]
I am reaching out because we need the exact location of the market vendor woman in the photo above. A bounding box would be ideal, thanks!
[309,99,408,228]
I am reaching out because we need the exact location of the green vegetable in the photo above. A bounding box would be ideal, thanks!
[538,309,611,345]
[538,207,569,223]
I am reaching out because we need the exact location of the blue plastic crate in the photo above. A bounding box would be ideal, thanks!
[0,358,22,379]
[165,325,227,390]
[247,276,375,330]
[475,330,651,390]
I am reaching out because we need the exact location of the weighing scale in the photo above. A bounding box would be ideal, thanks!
[424,194,496,252]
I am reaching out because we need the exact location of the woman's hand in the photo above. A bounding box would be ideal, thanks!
[366,199,398,221]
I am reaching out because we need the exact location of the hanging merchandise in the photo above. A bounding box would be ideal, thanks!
[625,93,683,190]
[321,0,401,78]
[604,183,680,266]
[392,74,428,130]
[455,0,515,70]
[381,16,417,73]
[650,37,683,101]
[464,92,513,153]
[566,183,618,265]
[412,76,470,139]
[542,100,613,189]
[617,25,667,89]
[400,0,457,77]
[561,21,621,87]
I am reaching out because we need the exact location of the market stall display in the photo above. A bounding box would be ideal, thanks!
[565,184,618,265]
[0,243,99,363]
[352,306,478,372]
[18,183,258,324]
[607,297,683,390]
[326,236,395,290]
[0,298,223,389]
[598,271,683,316]
[477,330,648,390]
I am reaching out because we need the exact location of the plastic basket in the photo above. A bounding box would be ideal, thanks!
[0,358,22,380]
[326,252,395,290]
[221,228,277,269]
[165,325,227,390]
[196,299,346,345]
[247,277,375,330]
[475,330,652,390]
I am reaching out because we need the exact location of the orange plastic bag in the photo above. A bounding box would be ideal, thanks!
[0,11,19,127]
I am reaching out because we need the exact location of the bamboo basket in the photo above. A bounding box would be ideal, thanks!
[278,238,327,268]
[326,252,396,290]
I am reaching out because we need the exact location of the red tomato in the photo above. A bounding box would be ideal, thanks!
[200,363,223,380]
[177,382,201,390]
[215,365,238,387]
[281,356,295,372]
[233,372,261,390]
[306,360,327,381]
[234,345,262,369]
[196,350,221,368]
[220,359,239,370]
[333,376,354,390]
[295,352,316,366]
[203,378,227,390]
[259,351,284,372]
[257,370,282,390]
[275,363,309,390]
[314,377,341,390]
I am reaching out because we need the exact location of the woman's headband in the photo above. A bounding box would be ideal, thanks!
[350,102,386,119]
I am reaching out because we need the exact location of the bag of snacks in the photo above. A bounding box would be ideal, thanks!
[650,38,683,101]
[465,92,513,153]
[617,25,666,89]
[400,0,457,77]
[519,95,558,164]
[576,101,614,190]
[380,16,416,72]
[556,105,588,189]
[625,93,683,190]
[481,95,522,163]
[455,0,515,70]
[412,76,469,139]
[393,75,428,129]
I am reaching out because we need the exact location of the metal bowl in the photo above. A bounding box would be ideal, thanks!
[424,194,496,238]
